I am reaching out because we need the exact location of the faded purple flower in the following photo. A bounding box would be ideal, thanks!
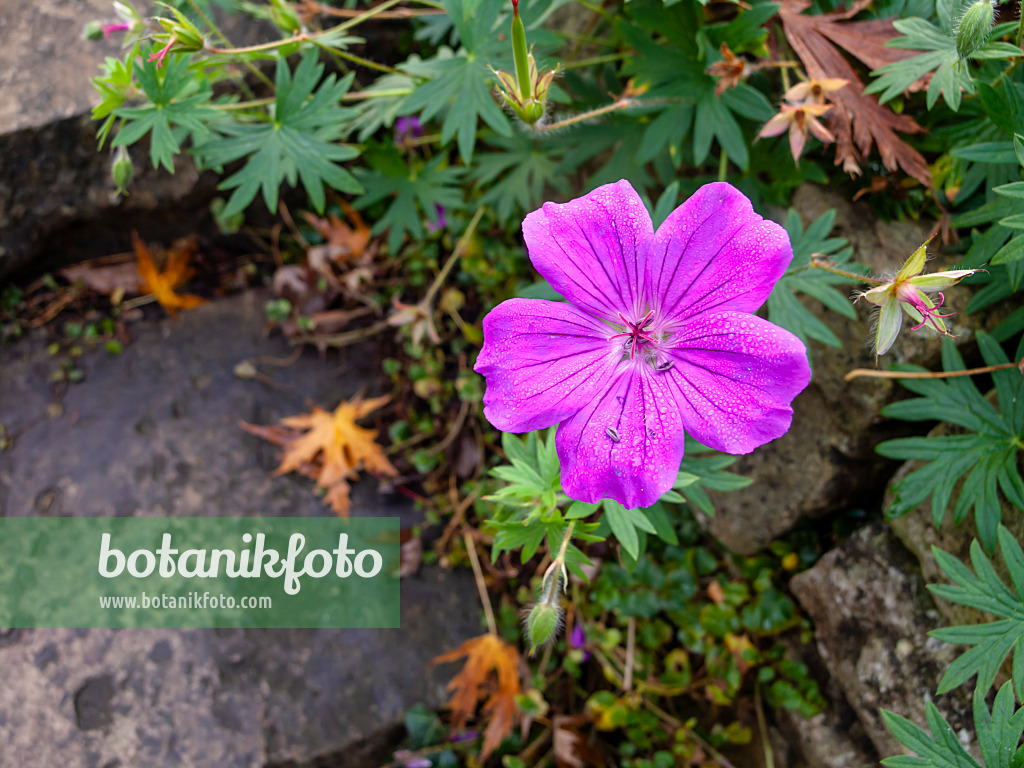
[426,204,447,233]
[569,622,590,661]
[474,180,811,509]
[394,116,424,145]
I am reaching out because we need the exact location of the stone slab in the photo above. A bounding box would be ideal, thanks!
[0,291,483,766]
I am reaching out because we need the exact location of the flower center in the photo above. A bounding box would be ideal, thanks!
[609,310,658,360]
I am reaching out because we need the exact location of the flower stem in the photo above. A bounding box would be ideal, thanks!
[342,88,415,101]
[845,359,1024,382]
[718,151,728,182]
[462,529,498,636]
[314,44,398,74]
[205,0,409,55]
[810,258,881,284]
[423,206,486,306]
[536,98,634,132]
[561,52,626,70]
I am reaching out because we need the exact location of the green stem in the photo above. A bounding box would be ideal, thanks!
[211,97,274,110]
[536,98,634,132]
[810,259,881,284]
[313,43,398,74]
[561,52,626,70]
[1016,3,1023,48]
[423,206,486,306]
[205,0,409,55]
[341,87,414,101]
[718,151,728,182]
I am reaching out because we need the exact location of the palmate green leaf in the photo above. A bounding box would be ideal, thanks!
[195,54,362,217]
[353,151,465,254]
[91,56,134,148]
[672,439,751,516]
[471,133,569,223]
[866,19,1020,112]
[877,334,1024,550]
[619,2,772,171]
[767,208,862,350]
[928,527,1024,698]
[602,500,658,560]
[113,50,219,172]
[880,702,983,768]
[396,0,512,163]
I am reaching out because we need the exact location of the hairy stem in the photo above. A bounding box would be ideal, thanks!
[537,98,634,132]
[810,258,881,284]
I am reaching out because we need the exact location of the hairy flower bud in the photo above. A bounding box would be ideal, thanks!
[955,0,995,60]
[525,601,562,655]
[111,146,134,196]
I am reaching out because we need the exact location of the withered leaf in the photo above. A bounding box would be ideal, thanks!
[779,0,931,186]
[133,232,207,317]
[433,633,521,758]
[240,396,397,517]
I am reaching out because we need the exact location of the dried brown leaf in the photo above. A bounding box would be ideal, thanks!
[240,396,397,517]
[132,232,207,317]
[433,634,521,758]
[779,0,931,186]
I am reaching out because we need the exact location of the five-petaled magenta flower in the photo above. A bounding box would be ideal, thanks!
[474,180,811,509]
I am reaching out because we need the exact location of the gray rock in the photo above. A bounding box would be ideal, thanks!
[0,292,484,766]
[0,2,280,280]
[790,522,973,761]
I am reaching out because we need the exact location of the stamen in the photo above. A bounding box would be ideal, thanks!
[605,427,620,442]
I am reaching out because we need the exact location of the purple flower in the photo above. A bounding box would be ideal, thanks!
[474,181,811,509]
[569,622,590,661]
[394,116,424,145]
[426,204,447,233]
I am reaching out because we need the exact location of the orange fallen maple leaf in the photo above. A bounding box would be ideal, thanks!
[433,633,521,758]
[132,232,207,317]
[778,0,931,186]
[302,201,372,264]
[240,396,397,516]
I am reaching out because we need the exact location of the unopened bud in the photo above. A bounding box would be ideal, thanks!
[955,0,995,60]
[269,0,301,33]
[83,21,104,41]
[111,146,134,196]
[525,602,562,655]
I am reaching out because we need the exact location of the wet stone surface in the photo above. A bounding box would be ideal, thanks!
[0,291,481,767]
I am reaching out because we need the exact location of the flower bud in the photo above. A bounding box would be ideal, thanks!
[525,601,562,655]
[491,1,559,126]
[268,0,302,34]
[83,21,104,41]
[111,146,134,196]
[955,0,995,60]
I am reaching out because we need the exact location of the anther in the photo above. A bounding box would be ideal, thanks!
[605,427,620,442]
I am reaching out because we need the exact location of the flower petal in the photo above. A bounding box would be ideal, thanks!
[647,183,792,325]
[556,363,685,509]
[522,180,653,321]
[661,312,810,454]
[875,294,902,355]
[475,298,621,433]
